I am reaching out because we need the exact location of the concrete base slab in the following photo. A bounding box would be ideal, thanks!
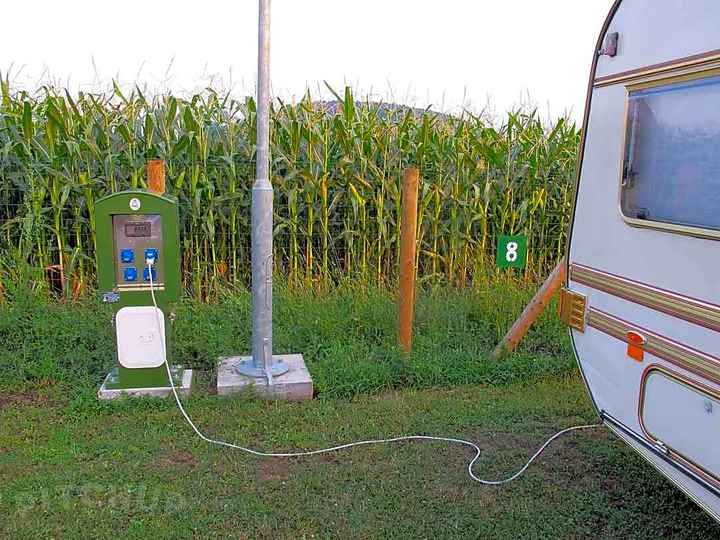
[98,369,193,400]
[217,354,313,401]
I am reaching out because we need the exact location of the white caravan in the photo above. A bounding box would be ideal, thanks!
[561,0,720,522]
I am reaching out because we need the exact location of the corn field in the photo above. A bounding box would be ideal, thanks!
[0,79,580,301]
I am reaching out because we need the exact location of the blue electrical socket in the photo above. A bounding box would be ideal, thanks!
[144,248,159,262]
[143,267,157,282]
[120,249,135,263]
[123,267,138,282]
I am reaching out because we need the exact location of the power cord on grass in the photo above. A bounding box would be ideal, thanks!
[146,259,602,486]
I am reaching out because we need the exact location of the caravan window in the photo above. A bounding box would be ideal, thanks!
[620,74,720,234]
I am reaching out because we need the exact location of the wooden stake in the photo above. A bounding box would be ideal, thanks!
[147,159,166,195]
[398,168,420,353]
[491,257,567,359]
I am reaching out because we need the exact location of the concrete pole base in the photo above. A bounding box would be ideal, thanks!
[217,354,313,401]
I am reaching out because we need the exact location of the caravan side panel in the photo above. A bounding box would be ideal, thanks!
[569,0,720,521]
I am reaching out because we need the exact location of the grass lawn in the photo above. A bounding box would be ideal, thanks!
[1,376,719,539]
[1,285,719,538]
[0,283,574,394]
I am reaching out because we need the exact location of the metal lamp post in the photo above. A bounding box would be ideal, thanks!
[235,0,288,380]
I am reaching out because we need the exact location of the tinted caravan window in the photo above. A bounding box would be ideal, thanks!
[620,74,720,233]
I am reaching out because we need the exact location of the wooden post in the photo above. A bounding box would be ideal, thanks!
[398,168,420,352]
[491,257,567,359]
[147,159,166,195]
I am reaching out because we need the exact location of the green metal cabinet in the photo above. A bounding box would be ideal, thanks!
[96,190,182,390]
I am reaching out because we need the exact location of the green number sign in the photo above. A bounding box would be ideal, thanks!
[496,235,527,269]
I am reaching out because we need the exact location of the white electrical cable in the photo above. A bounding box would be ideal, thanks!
[146,260,602,485]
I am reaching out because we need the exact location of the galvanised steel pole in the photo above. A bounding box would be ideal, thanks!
[237,0,288,379]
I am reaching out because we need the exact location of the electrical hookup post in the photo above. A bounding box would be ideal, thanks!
[97,160,194,399]
[216,0,312,401]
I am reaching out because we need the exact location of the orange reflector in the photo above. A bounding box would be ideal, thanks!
[627,331,646,362]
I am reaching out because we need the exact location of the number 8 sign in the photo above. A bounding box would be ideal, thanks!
[496,235,527,269]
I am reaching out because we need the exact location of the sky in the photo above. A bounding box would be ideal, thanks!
[1,0,614,122]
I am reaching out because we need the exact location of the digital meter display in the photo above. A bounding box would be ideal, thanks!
[124,222,152,238]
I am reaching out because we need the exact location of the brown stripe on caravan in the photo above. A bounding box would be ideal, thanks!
[594,48,720,87]
[587,309,720,385]
[570,264,720,333]
[638,365,720,488]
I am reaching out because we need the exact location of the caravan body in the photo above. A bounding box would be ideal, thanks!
[567,0,720,521]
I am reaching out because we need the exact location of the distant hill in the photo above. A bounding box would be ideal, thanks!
[308,100,450,120]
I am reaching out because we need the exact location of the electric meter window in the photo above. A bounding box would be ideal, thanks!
[112,214,164,288]
[620,74,720,233]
